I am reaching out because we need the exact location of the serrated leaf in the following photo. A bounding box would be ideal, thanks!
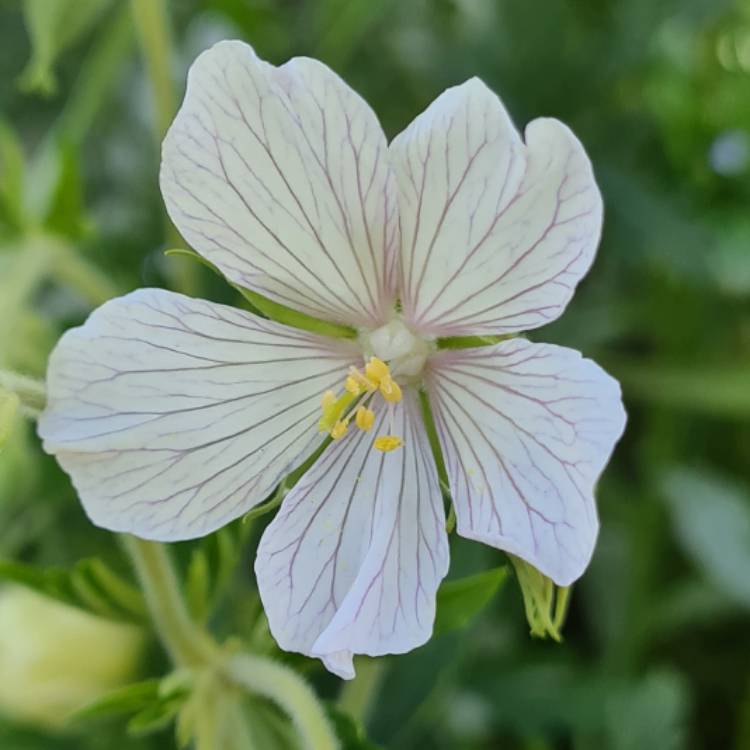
[73,680,161,722]
[434,566,508,635]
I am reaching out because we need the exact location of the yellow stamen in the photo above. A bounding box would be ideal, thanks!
[348,366,378,392]
[319,391,356,433]
[355,406,375,432]
[331,419,349,440]
[379,375,402,403]
[321,390,336,409]
[344,375,363,395]
[374,435,403,452]
[365,356,390,384]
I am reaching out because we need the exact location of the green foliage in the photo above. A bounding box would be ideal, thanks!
[0,390,20,448]
[434,566,508,635]
[1,0,749,748]
[19,0,114,95]
[0,558,146,623]
[326,705,381,750]
[663,468,750,607]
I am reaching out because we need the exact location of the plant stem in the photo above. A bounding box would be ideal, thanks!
[0,369,46,411]
[122,536,219,668]
[130,0,197,294]
[337,657,385,725]
[226,653,339,750]
[129,0,176,141]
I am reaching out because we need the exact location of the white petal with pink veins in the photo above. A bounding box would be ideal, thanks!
[161,40,398,328]
[425,339,625,585]
[390,77,602,337]
[38,289,360,540]
[255,394,449,679]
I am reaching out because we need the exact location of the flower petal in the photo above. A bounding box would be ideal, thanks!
[390,78,602,337]
[425,340,625,585]
[161,40,398,327]
[38,289,360,540]
[255,392,449,679]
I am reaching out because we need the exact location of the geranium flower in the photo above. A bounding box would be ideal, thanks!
[39,41,626,679]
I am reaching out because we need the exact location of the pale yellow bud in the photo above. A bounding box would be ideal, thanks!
[0,587,145,728]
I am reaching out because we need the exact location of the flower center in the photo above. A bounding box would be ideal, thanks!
[363,318,431,381]
[318,355,404,452]
[317,321,432,453]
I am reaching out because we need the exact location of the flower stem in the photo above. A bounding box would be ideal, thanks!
[122,536,220,668]
[129,0,176,141]
[337,657,385,725]
[130,0,197,295]
[0,369,46,412]
[226,653,339,750]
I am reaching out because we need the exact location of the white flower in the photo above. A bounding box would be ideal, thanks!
[0,587,144,727]
[39,41,626,679]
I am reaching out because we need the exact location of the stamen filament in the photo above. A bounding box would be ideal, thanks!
[318,357,404,450]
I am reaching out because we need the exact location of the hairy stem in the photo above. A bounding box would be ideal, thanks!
[122,536,219,667]
[226,653,339,750]
[0,369,46,411]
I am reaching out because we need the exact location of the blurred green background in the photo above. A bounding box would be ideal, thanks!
[1,0,750,748]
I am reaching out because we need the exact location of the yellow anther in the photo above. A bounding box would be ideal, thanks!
[355,406,375,432]
[348,366,378,392]
[374,435,403,452]
[321,390,336,409]
[365,356,390,384]
[331,420,349,440]
[319,391,356,433]
[379,375,402,403]
[344,375,363,395]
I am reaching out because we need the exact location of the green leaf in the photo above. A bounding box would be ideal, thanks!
[0,557,146,623]
[19,0,113,96]
[185,527,239,623]
[434,566,508,635]
[326,704,381,750]
[42,138,89,237]
[604,670,689,750]
[0,121,26,230]
[608,360,750,418]
[126,697,183,737]
[662,467,750,608]
[73,680,161,721]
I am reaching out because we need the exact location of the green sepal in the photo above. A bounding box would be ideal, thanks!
[436,334,515,349]
[509,554,570,641]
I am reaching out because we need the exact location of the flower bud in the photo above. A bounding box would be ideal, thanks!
[0,586,145,728]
